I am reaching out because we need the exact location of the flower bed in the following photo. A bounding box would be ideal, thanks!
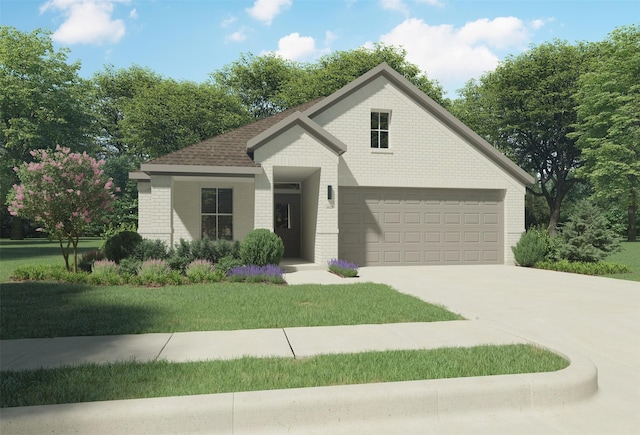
[328,259,359,277]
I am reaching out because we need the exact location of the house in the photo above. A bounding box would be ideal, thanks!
[130,63,534,267]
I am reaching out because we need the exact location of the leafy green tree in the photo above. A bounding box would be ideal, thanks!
[91,65,163,157]
[286,44,445,107]
[121,79,250,159]
[7,146,118,272]
[453,41,594,235]
[1,26,95,239]
[210,44,445,119]
[572,25,640,241]
[211,53,301,119]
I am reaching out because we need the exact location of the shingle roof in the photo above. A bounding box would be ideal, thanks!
[145,97,325,168]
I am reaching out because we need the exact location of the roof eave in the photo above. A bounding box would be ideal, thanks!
[138,164,262,176]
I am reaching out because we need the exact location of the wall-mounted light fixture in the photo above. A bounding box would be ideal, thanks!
[327,185,333,200]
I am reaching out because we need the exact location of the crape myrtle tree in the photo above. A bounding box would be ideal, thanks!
[452,41,594,236]
[7,146,118,272]
[572,25,640,241]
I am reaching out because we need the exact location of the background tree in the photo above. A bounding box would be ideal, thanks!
[284,44,446,107]
[121,79,250,160]
[7,146,118,271]
[572,25,639,241]
[91,65,163,158]
[210,45,445,119]
[0,26,95,239]
[210,53,300,119]
[452,41,593,235]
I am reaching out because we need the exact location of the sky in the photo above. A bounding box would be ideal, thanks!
[1,0,638,98]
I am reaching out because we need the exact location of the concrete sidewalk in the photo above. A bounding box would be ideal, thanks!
[2,320,532,370]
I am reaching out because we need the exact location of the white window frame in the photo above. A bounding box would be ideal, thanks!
[371,110,390,149]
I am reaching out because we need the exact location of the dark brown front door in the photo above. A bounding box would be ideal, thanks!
[274,193,301,258]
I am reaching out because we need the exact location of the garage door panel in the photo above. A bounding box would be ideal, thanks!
[339,187,503,266]
[405,212,421,224]
[384,232,401,243]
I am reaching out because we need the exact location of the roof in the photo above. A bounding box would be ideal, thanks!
[133,63,534,186]
[137,97,324,175]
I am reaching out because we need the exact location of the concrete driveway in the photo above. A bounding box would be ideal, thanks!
[351,265,640,434]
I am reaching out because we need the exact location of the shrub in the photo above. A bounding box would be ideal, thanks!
[535,260,630,275]
[78,250,105,272]
[92,259,119,275]
[11,265,88,283]
[227,264,285,284]
[240,229,284,267]
[185,260,224,283]
[167,255,191,274]
[137,259,182,285]
[118,257,141,277]
[215,239,241,260]
[328,258,359,277]
[215,255,244,273]
[511,228,551,267]
[556,201,621,263]
[89,260,121,285]
[132,239,170,261]
[103,231,143,263]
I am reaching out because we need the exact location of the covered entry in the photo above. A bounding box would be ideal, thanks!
[339,187,504,266]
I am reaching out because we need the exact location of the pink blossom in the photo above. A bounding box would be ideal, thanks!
[30,150,37,157]
[56,222,64,230]
[104,180,113,190]
[67,189,74,193]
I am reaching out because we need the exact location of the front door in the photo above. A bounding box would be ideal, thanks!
[274,193,301,258]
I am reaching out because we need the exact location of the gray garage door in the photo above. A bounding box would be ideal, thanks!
[339,187,504,266]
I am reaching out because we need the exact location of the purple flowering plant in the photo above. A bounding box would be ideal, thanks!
[328,258,359,277]
[227,264,285,284]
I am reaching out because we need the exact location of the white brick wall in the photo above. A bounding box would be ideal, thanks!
[312,76,527,265]
[254,125,340,265]
[138,175,255,248]
[137,176,173,246]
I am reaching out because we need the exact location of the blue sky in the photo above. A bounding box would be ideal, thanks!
[1,0,637,97]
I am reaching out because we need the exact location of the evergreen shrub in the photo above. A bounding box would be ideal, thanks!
[512,227,550,267]
[240,229,284,266]
[104,231,142,263]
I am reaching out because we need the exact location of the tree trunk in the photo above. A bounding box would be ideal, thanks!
[629,203,637,242]
[10,217,24,240]
[548,202,561,237]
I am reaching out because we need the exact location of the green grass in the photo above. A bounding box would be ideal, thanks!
[605,241,640,281]
[0,344,568,408]
[0,282,462,339]
[0,238,101,282]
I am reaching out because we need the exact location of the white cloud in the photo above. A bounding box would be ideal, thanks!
[40,0,129,45]
[274,32,325,60]
[379,17,531,95]
[415,0,445,6]
[221,15,237,28]
[531,17,554,30]
[246,0,292,25]
[380,0,409,15]
[128,8,137,19]
[325,30,337,46]
[226,29,248,43]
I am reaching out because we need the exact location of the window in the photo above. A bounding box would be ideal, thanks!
[201,188,233,240]
[371,111,389,149]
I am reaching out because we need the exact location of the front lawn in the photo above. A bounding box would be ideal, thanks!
[0,238,101,282]
[605,241,640,281]
[0,344,568,408]
[0,281,462,340]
